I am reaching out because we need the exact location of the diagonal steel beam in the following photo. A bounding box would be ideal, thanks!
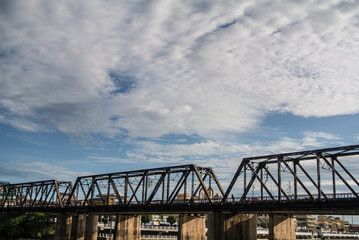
[169,171,191,205]
[262,166,289,200]
[320,154,359,198]
[297,163,328,199]
[146,172,167,204]
[281,160,314,200]
[246,163,275,201]
[193,165,213,203]
[108,176,123,205]
[222,160,247,202]
[127,175,145,205]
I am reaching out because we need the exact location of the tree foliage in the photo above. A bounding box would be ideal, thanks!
[0,212,55,239]
[141,215,151,224]
[258,221,269,229]
[166,215,177,225]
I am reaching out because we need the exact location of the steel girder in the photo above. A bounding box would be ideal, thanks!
[65,164,225,209]
[223,144,359,204]
[0,180,74,210]
[1,145,359,214]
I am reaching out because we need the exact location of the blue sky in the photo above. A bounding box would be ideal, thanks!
[1,0,359,190]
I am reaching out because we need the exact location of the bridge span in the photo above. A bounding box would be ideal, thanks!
[1,144,359,239]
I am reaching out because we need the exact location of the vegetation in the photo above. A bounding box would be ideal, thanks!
[141,215,151,224]
[166,215,177,225]
[258,220,269,229]
[0,212,55,239]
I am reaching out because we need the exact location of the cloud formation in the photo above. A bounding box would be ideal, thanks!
[1,0,359,140]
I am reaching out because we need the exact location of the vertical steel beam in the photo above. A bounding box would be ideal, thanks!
[184,173,187,201]
[317,154,321,200]
[124,174,128,205]
[191,171,195,196]
[332,156,336,199]
[107,178,111,205]
[293,161,298,200]
[166,172,170,204]
[244,165,247,196]
[162,171,166,203]
[278,157,282,202]
[260,167,264,201]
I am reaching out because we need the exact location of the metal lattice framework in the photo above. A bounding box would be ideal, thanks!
[65,164,224,209]
[1,145,359,214]
[0,180,74,210]
[223,145,359,204]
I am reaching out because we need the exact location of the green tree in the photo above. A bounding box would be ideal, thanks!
[141,215,151,224]
[167,215,177,226]
[259,221,268,229]
[0,212,55,239]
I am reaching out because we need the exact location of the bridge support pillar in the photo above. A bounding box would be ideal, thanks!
[71,213,86,240]
[84,214,98,240]
[207,212,256,240]
[55,212,72,240]
[268,214,296,240]
[178,214,206,240]
[114,214,141,240]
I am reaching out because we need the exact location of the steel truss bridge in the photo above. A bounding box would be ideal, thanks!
[1,145,359,215]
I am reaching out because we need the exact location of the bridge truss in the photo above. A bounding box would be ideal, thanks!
[1,145,359,214]
[64,164,224,212]
[222,145,359,213]
[0,180,73,211]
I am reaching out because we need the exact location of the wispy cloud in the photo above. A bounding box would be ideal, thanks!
[1,161,90,182]
[119,131,342,168]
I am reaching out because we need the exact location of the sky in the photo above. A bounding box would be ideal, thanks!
[1,0,359,191]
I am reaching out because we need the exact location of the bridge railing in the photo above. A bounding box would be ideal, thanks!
[230,192,359,203]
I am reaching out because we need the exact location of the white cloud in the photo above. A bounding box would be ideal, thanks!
[1,161,91,182]
[302,131,340,147]
[1,0,359,140]
[121,131,343,167]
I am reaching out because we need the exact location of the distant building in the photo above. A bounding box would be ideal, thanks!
[317,216,348,232]
[176,193,191,200]
[296,215,317,231]
[349,224,359,233]
[150,214,177,226]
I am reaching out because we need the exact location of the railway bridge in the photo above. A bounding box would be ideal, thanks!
[1,145,359,240]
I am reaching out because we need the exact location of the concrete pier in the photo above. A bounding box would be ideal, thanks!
[114,214,141,240]
[268,214,296,240]
[178,214,206,240]
[85,214,99,240]
[207,212,257,240]
[55,212,72,240]
[71,213,86,240]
